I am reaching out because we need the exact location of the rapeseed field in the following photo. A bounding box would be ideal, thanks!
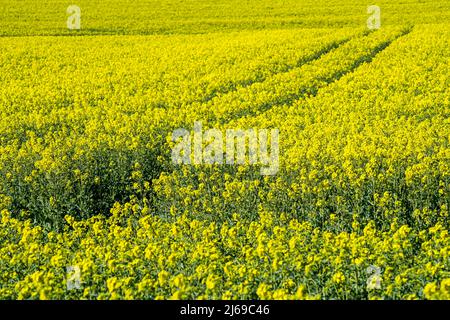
[0,0,449,300]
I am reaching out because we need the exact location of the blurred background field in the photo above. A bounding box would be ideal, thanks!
[0,0,448,36]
